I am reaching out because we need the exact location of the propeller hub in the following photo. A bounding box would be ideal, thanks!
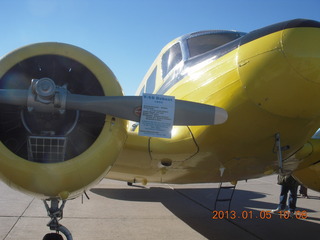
[27,78,67,114]
[33,78,56,101]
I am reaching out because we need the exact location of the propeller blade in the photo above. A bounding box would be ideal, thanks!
[174,99,228,125]
[66,94,228,125]
[0,89,28,106]
[0,88,228,126]
[66,94,142,122]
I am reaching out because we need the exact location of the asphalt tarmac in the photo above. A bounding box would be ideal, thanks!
[0,175,319,240]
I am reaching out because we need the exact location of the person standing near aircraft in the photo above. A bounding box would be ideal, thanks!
[272,174,299,216]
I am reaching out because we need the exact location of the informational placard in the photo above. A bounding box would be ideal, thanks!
[138,93,175,138]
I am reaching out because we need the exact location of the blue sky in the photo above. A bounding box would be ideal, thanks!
[1,0,320,95]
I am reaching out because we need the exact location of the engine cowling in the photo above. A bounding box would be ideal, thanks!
[291,139,320,192]
[0,42,127,199]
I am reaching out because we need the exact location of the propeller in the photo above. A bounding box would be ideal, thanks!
[0,78,228,126]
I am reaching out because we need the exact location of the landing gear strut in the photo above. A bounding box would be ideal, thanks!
[43,199,73,240]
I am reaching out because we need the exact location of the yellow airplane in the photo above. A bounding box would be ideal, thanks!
[0,18,320,239]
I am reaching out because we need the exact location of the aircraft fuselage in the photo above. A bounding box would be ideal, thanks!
[107,19,320,185]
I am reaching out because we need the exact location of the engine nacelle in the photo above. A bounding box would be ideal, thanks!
[293,163,320,192]
[292,139,320,192]
[0,42,127,199]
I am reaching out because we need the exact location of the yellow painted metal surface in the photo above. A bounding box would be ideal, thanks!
[294,163,320,192]
[291,139,320,192]
[108,26,320,190]
[239,28,320,119]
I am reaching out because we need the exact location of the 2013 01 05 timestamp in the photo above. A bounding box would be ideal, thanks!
[212,210,308,220]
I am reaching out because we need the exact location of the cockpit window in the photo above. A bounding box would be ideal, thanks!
[146,67,157,93]
[312,128,320,139]
[187,32,242,58]
[139,86,145,96]
[161,42,182,78]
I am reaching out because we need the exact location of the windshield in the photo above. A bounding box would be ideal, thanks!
[187,31,244,58]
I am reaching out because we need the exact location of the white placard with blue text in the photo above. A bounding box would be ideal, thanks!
[138,94,175,138]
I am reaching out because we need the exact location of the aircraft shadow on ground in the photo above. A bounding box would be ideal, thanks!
[91,186,320,239]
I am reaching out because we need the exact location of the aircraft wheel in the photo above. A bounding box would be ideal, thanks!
[43,233,64,240]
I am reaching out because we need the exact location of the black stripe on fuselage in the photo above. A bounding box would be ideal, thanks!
[240,18,320,46]
[156,19,320,95]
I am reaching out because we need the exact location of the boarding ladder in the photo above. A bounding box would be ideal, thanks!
[214,182,237,211]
